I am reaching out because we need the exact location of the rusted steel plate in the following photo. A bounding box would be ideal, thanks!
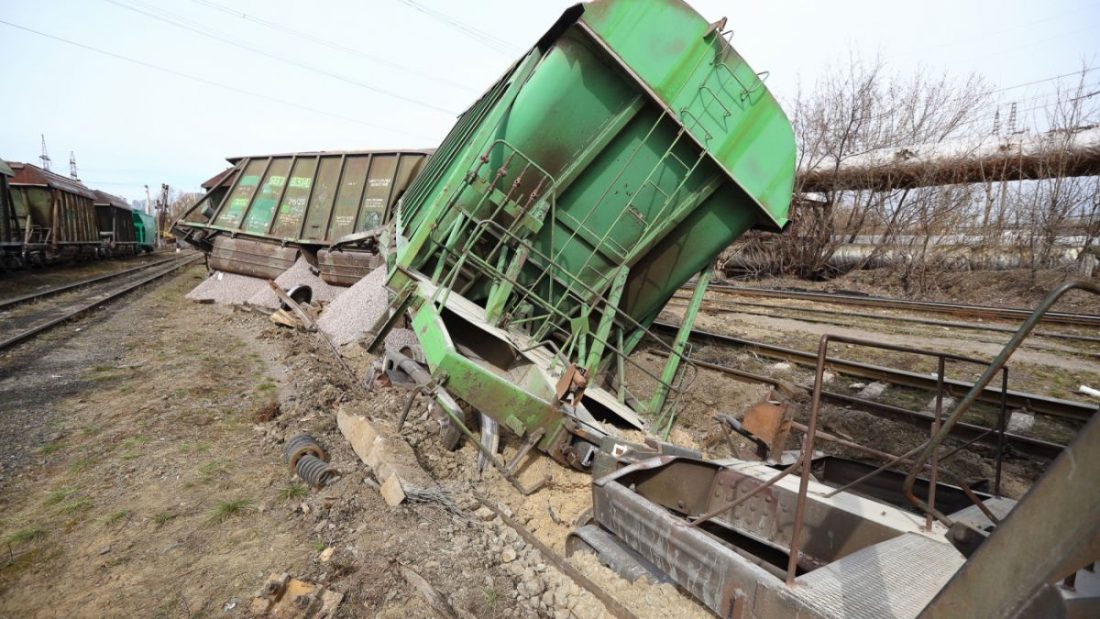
[208,236,299,280]
[317,247,383,286]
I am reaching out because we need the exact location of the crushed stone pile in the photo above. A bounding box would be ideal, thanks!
[246,256,347,309]
[384,327,423,361]
[317,266,391,346]
[186,271,269,305]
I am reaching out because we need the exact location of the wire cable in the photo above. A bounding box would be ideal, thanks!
[189,0,475,93]
[0,18,434,141]
[102,0,457,115]
[394,0,520,55]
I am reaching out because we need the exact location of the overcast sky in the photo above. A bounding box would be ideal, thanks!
[1,0,1097,201]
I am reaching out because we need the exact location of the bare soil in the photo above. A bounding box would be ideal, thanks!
[0,265,542,618]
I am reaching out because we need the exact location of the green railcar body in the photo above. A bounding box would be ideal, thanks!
[390,0,796,467]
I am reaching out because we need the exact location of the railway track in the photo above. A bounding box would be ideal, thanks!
[687,283,1100,328]
[651,321,1097,422]
[667,294,1100,346]
[0,254,201,352]
[0,254,188,311]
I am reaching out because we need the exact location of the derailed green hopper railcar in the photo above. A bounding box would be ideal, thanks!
[381,0,795,468]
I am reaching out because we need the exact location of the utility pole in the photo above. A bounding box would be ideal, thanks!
[158,183,170,247]
[69,152,79,180]
[144,184,153,215]
[39,135,52,171]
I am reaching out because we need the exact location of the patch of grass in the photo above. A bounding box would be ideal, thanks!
[69,456,96,474]
[178,441,211,455]
[278,483,308,501]
[152,511,177,527]
[119,435,151,460]
[5,527,47,545]
[196,459,232,484]
[208,498,250,523]
[59,496,93,515]
[120,435,150,449]
[38,441,63,455]
[313,536,326,552]
[44,487,76,506]
[256,378,277,394]
[105,509,133,526]
[81,424,102,437]
[483,587,499,612]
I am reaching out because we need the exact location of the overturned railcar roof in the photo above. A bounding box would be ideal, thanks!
[178,149,432,247]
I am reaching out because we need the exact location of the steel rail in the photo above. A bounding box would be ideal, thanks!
[0,255,200,352]
[667,294,1100,345]
[651,321,1097,422]
[689,283,1100,328]
[0,254,188,311]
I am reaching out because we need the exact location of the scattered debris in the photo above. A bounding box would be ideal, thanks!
[283,435,328,472]
[336,405,437,506]
[249,572,344,618]
[246,256,346,309]
[400,565,460,619]
[1079,384,1100,399]
[856,381,888,399]
[1007,410,1035,434]
[295,454,339,489]
[268,281,318,331]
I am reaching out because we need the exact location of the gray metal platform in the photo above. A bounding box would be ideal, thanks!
[791,533,965,619]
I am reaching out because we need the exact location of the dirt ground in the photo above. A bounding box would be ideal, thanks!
[0,265,604,618]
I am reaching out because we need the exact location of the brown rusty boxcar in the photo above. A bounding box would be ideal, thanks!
[7,161,100,264]
[93,190,139,256]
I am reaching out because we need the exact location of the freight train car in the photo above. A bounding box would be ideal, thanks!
[5,162,101,266]
[0,160,17,268]
[92,190,140,257]
[377,0,795,469]
[173,149,431,281]
[132,209,156,253]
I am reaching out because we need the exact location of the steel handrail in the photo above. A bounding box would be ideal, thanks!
[786,333,1013,584]
[902,280,1100,524]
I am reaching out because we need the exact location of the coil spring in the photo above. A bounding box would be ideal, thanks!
[284,434,328,472]
[295,454,338,488]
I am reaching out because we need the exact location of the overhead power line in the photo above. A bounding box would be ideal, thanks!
[189,0,475,93]
[0,18,433,141]
[102,0,457,116]
[395,0,520,55]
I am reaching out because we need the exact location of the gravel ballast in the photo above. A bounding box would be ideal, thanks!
[317,266,391,346]
[185,271,269,305]
[246,256,347,309]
